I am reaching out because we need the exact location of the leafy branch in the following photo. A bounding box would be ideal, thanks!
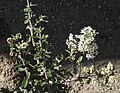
[7,0,70,93]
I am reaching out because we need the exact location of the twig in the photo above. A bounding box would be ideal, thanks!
[66,74,96,82]
[45,69,52,93]
[66,76,87,82]
[18,55,25,66]
[26,0,52,92]
[26,0,35,47]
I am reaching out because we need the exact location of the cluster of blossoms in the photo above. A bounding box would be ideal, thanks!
[66,26,99,60]
[66,33,77,51]
[81,65,95,76]
[16,40,28,49]
[100,62,114,76]
[91,62,117,86]
[7,33,28,56]
[7,33,22,44]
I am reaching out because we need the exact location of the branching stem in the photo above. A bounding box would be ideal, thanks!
[26,0,52,93]
[26,0,35,47]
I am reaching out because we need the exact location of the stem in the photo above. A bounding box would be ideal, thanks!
[26,0,39,64]
[70,52,76,73]
[18,55,25,66]
[78,63,82,77]
[37,17,52,93]
[38,33,42,47]
[26,0,35,47]
[45,69,52,93]
[26,0,52,92]
[93,60,96,69]
[72,61,76,73]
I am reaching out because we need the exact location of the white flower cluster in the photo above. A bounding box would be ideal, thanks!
[66,26,98,60]
[66,33,77,51]
[7,33,28,57]
[108,75,117,85]
[100,62,114,76]
[81,65,95,76]
[7,33,22,44]
[16,40,28,49]
[91,62,116,86]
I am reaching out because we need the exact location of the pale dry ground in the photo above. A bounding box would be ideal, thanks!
[67,59,120,93]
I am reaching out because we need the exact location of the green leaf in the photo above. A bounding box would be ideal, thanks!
[45,54,50,58]
[65,50,70,54]
[14,64,22,69]
[34,52,40,60]
[39,48,45,52]
[27,72,31,78]
[30,2,37,7]
[34,79,39,86]
[39,27,45,31]
[65,56,70,61]
[47,69,52,78]
[24,13,28,16]
[34,28,40,33]
[54,77,58,83]
[41,81,46,87]
[22,77,29,88]
[24,8,28,12]
[25,15,29,20]
[24,7,31,12]
[18,67,25,72]
[23,89,28,93]
[45,35,49,38]
[24,19,29,24]
[29,90,33,93]
[77,56,83,65]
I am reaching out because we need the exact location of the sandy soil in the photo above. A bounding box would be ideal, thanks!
[67,59,120,93]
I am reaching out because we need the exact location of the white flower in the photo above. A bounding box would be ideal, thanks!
[7,37,12,44]
[89,65,95,74]
[15,33,22,40]
[49,80,53,85]
[19,42,28,49]
[81,26,93,34]
[81,26,97,37]
[82,67,89,73]
[7,33,22,45]
[101,68,107,75]
[66,33,77,50]
[10,51,14,56]
[108,76,117,84]
[77,26,98,60]
[68,33,74,40]
[86,54,95,60]
[16,42,28,49]
[66,26,98,60]
[107,62,114,70]
[90,78,99,85]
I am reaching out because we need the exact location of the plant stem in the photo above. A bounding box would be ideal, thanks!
[45,69,52,93]
[37,18,52,93]
[18,55,25,66]
[26,0,35,47]
[26,0,52,92]
[78,63,81,77]
[38,33,42,48]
